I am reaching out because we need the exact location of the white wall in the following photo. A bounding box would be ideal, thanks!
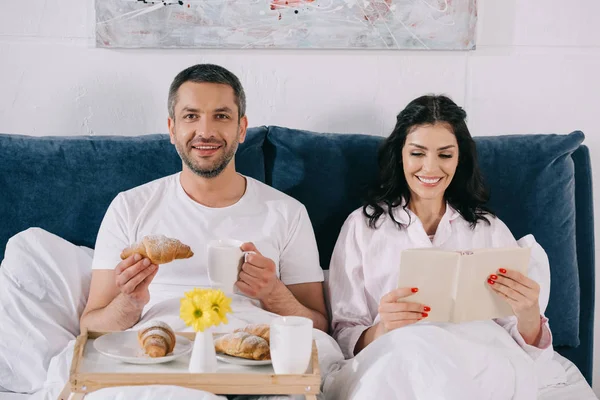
[1,0,599,393]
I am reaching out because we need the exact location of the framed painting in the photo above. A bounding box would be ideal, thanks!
[96,0,477,50]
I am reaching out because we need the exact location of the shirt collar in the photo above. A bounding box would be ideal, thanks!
[391,200,461,226]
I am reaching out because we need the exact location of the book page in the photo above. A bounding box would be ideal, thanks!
[397,249,461,323]
[452,247,531,323]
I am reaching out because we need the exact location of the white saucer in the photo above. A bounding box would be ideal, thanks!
[94,331,192,365]
[216,353,272,366]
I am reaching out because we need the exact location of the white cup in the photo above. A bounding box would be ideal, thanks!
[207,239,252,294]
[270,316,313,374]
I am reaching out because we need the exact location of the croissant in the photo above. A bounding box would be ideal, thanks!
[214,332,271,361]
[137,320,176,358]
[234,324,270,344]
[120,235,194,265]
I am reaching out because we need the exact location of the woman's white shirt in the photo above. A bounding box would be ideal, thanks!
[328,204,553,360]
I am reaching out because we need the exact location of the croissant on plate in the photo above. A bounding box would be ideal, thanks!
[234,324,270,344]
[137,320,176,358]
[120,234,193,265]
[214,331,271,361]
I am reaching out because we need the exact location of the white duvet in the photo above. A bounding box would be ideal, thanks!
[324,321,541,400]
[0,229,567,400]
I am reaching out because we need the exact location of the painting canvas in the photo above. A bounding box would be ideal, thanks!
[96,0,477,50]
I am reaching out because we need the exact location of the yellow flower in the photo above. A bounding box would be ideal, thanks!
[180,288,232,332]
[180,291,213,332]
[204,289,232,325]
[184,287,207,300]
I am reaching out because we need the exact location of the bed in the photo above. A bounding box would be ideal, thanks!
[0,128,596,398]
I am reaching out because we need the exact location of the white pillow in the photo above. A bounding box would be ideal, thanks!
[0,228,92,393]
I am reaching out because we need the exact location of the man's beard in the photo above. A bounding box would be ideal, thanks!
[174,132,240,179]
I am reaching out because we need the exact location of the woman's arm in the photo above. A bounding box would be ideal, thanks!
[490,220,554,357]
[354,323,384,354]
[490,268,547,346]
[329,213,374,359]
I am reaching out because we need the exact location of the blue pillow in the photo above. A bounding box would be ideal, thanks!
[265,126,382,271]
[476,131,584,347]
[0,127,267,261]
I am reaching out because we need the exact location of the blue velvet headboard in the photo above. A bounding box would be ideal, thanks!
[0,127,594,383]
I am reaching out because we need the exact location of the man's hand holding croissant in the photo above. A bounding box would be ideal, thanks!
[115,235,193,310]
[115,253,159,309]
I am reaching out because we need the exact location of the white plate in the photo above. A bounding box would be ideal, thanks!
[94,331,192,364]
[216,353,272,366]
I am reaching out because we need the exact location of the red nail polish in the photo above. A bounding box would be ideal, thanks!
[488,279,495,285]
[411,288,419,293]
[424,306,431,312]
[421,312,428,317]
[499,268,507,274]
[490,274,498,280]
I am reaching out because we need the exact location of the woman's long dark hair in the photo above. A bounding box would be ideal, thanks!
[363,95,494,229]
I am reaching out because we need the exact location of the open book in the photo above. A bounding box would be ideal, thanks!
[397,247,531,323]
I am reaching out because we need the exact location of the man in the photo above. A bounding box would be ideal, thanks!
[80,64,328,333]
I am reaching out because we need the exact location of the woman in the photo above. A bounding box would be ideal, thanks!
[324,95,558,400]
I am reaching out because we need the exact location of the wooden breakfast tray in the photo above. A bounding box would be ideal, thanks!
[59,329,320,400]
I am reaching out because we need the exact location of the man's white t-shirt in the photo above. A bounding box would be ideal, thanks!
[92,173,324,311]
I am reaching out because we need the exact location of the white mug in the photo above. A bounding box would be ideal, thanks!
[270,316,313,374]
[207,239,252,294]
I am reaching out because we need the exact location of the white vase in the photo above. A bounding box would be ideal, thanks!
[188,330,218,373]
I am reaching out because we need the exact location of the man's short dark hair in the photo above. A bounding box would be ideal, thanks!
[168,64,246,120]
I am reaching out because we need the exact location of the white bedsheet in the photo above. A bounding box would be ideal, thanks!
[0,394,29,400]
[539,352,597,400]
[321,320,597,400]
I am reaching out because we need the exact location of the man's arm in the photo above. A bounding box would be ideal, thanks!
[80,254,158,332]
[236,243,329,332]
[262,281,329,333]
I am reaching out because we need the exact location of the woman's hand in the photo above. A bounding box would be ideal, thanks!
[354,287,429,355]
[488,268,542,345]
[374,287,430,340]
